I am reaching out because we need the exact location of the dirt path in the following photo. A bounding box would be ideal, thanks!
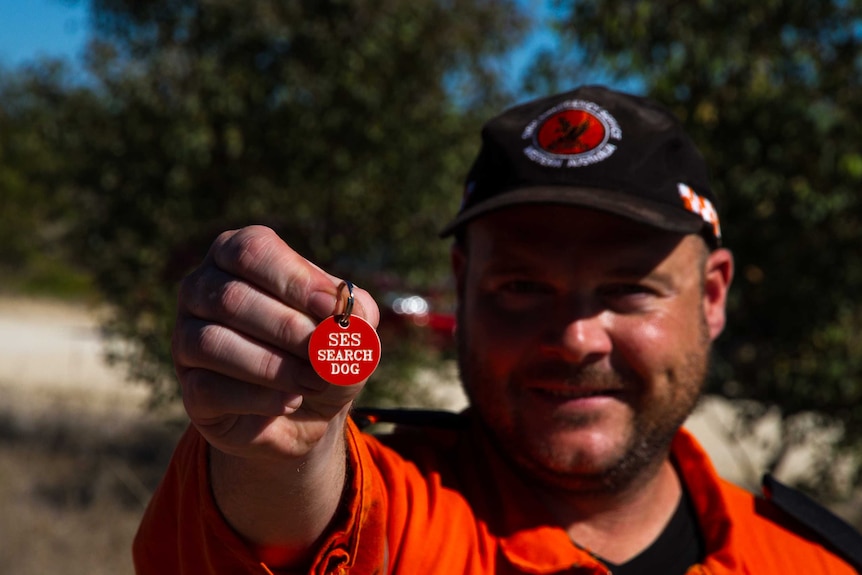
[0,297,149,413]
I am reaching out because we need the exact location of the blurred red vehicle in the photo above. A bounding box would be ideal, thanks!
[377,292,456,352]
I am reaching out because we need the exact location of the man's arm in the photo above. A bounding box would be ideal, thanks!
[169,225,379,568]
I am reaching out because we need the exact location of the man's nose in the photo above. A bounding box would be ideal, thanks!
[544,312,613,364]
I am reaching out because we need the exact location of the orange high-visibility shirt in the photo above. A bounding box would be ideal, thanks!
[133,415,857,574]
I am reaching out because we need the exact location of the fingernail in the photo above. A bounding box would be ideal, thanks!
[283,394,303,414]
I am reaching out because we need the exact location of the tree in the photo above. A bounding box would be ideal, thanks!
[0,63,96,297]
[53,0,525,403]
[552,0,862,495]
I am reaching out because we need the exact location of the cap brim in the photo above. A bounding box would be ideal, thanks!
[439,186,708,239]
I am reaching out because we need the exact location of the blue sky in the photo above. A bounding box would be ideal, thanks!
[0,1,639,97]
[0,0,90,68]
[0,0,558,84]
[0,0,608,100]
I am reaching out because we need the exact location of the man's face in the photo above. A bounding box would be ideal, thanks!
[453,205,732,493]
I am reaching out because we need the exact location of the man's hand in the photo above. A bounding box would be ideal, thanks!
[170,225,380,560]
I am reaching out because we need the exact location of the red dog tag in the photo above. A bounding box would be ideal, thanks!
[308,282,381,385]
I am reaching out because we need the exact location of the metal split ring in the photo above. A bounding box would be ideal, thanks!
[336,281,354,327]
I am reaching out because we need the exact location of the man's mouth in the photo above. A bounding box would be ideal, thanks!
[530,386,624,400]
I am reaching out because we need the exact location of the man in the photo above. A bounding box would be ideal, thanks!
[133,86,861,574]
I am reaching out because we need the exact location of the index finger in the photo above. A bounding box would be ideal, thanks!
[208,226,379,326]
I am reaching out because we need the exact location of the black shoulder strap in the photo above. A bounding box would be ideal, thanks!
[763,474,862,573]
[350,407,469,431]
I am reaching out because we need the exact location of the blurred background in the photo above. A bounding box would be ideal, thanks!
[4,0,862,572]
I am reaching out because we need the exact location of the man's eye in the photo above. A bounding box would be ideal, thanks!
[599,284,659,313]
[490,280,554,311]
[500,280,551,294]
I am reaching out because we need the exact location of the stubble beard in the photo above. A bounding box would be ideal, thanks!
[456,311,711,495]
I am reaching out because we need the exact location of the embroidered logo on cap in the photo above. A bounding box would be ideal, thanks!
[678,183,721,239]
[522,100,622,168]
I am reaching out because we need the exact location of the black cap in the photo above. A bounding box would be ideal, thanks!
[440,85,721,246]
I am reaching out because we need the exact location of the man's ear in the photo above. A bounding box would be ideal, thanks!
[451,243,467,299]
[703,247,734,340]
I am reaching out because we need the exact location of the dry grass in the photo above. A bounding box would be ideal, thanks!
[0,296,182,574]
[0,399,184,575]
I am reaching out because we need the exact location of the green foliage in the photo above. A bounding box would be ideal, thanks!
[0,63,99,299]
[556,0,862,485]
[13,0,524,403]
